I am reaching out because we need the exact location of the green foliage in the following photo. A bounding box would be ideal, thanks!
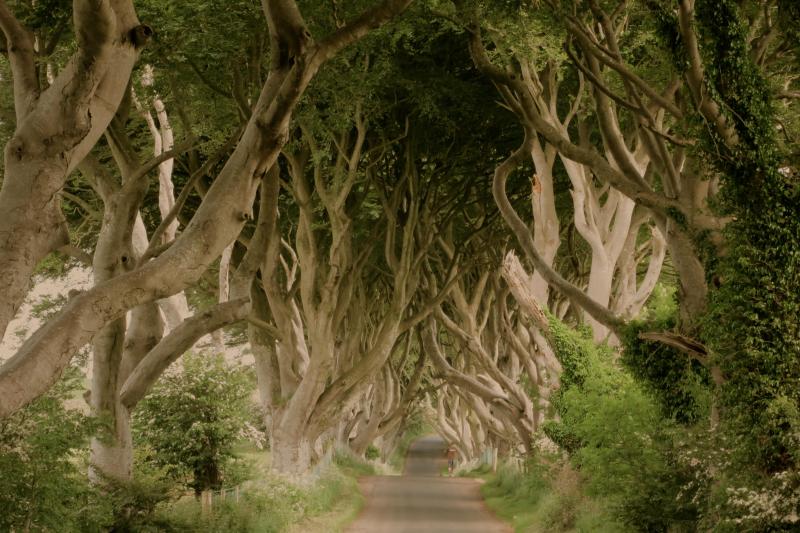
[546,314,618,390]
[364,444,380,461]
[480,461,629,533]
[563,380,697,531]
[621,285,711,423]
[33,252,78,279]
[163,466,361,533]
[0,366,102,532]
[692,0,800,475]
[543,313,623,451]
[90,465,184,533]
[135,0,261,141]
[544,316,700,531]
[0,367,189,533]
[133,353,257,494]
[333,448,377,477]
[30,293,69,321]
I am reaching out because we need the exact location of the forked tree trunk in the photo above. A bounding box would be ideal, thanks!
[0,0,415,419]
[529,139,560,304]
[0,3,144,342]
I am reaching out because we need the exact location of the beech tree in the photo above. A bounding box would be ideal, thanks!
[0,0,415,418]
[248,120,459,472]
[455,6,672,340]
[0,1,798,527]
[0,0,148,347]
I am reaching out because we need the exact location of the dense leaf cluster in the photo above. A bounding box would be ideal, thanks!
[133,354,255,495]
[692,0,800,476]
[0,367,100,531]
[543,315,700,531]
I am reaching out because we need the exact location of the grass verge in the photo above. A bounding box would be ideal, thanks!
[153,447,373,532]
[476,461,630,533]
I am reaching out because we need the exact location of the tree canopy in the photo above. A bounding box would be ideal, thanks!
[0,0,798,530]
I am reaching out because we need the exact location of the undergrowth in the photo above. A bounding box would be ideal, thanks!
[479,461,627,533]
[159,457,369,532]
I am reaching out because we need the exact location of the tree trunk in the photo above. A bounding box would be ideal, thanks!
[0,0,416,417]
[270,418,313,476]
[89,318,132,483]
[0,5,143,342]
[659,218,708,328]
[90,403,134,483]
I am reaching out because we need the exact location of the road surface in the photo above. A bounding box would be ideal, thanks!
[347,435,511,533]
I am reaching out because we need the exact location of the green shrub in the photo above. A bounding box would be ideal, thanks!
[480,460,628,533]
[365,444,380,461]
[333,448,377,477]
[94,468,185,533]
[0,365,105,532]
[621,319,711,424]
[546,315,700,531]
[562,381,697,530]
[133,353,257,495]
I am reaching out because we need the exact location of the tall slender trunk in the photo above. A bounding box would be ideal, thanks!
[659,219,708,329]
[89,318,131,482]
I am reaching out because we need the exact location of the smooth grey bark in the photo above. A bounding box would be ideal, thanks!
[467,17,714,333]
[252,127,441,473]
[0,0,414,418]
[0,1,146,344]
[424,319,534,454]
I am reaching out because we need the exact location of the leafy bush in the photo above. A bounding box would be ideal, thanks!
[162,467,359,532]
[0,363,203,533]
[545,315,700,531]
[480,460,628,533]
[0,366,104,532]
[133,353,257,495]
[561,379,698,531]
[92,466,184,533]
[365,444,380,461]
[621,286,712,424]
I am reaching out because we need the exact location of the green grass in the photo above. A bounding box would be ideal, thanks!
[286,473,365,533]
[476,462,630,533]
[333,448,377,477]
[232,440,271,478]
[153,445,373,532]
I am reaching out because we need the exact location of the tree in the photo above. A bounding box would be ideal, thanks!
[0,0,416,419]
[133,353,254,495]
[0,0,148,347]
[0,364,100,531]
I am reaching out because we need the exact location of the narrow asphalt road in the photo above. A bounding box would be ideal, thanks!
[346,436,511,533]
